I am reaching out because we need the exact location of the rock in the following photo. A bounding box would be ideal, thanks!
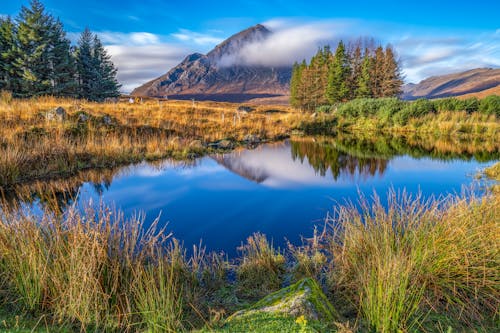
[46,107,67,122]
[227,278,338,323]
[102,115,113,125]
[77,112,89,123]
[243,134,260,144]
[237,106,254,113]
[189,139,204,150]
[209,139,234,149]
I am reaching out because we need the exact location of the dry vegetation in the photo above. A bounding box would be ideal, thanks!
[0,191,498,332]
[0,95,301,188]
[0,93,499,189]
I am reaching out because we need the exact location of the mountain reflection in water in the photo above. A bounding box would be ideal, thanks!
[1,135,497,255]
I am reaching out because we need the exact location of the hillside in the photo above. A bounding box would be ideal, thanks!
[131,24,291,103]
[403,68,500,100]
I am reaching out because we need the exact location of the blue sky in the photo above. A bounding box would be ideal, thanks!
[2,0,499,91]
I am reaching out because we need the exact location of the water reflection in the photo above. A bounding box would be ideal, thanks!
[1,134,497,255]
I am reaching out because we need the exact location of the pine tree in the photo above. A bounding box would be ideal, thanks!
[0,17,22,92]
[356,50,373,98]
[380,45,403,97]
[49,18,77,97]
[290,62,301,107]
[325,41,351,104]
[92,35,120,101]
[371,46,385,98]
[349,44,363,99]
[76,28,120,101]
[76,28,96,99]
[15,0,55,96]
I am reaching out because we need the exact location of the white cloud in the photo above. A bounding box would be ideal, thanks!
[74,21,500,93]
[106,43,190,93]
[213,19,500,83]
[171,29,224,45]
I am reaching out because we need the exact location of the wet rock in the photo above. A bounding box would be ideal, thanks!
[210,139,234,149]
[227,278,338,323]
[237,106,254,113]
[243,134,261,144]
[46,107,67,122]
[189,139,204,150]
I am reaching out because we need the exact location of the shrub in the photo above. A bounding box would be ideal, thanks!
[394,99,435,125]
[479,95,500,116]
[433,97,465,112]
[462,97,479,113]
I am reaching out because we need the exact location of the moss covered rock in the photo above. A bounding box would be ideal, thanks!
[227,278,338,324]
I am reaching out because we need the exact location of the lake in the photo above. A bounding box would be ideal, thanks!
[5,136,498,257]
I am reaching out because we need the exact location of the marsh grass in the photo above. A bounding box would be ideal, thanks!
[0,190,498,331]
[0,96,299,188]
[236,233,286,300]
[326,191,500,332]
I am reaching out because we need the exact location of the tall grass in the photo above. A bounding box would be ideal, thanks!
[0,189,498,331]
[236,233,286,299]
[326,191,500,332]
[0,96,300,188]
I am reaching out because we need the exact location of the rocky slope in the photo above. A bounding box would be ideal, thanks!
[132,24,291,103]
[403,68,500,100]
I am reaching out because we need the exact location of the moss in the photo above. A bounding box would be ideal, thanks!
[198,312,330,333]
[228,278,338,324]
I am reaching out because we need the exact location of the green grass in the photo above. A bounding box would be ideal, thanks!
[0,188,498,332]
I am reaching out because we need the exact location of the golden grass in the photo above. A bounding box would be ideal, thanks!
[0,96,302,188]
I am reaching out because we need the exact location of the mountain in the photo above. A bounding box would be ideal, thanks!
[131,24,291,103]
[403,68,500,100]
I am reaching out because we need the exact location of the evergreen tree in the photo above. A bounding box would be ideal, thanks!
[92,35,120,100]
[76,28,96,99]
[0,17,22,92]
[325,41,351,104]
[76,28,120,101]
[371,46,385,98]
[349,44,363,99]
[380,45,403,97]
[356,49,373,98]
[290,62,301,107]
[15,0,55,96]
[49,18,77,97]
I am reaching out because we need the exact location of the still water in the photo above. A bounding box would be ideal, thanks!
[8,137,498,256]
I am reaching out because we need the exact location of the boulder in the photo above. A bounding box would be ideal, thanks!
[243,134,260,144]
[210,139,234,150]
[237,106,254,113]
[46,107,67,122]
[227,278,338,323]
[189,139,205,150]
[102,115,113,125]
[76,112,89,123]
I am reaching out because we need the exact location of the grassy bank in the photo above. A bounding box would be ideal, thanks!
[0,94,300,188]
[304,96,500,138]
[0,94,499,189]
[0,189,498,332]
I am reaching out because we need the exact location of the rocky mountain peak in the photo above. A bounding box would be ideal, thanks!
[131,24,290,103]
[207,24,271,63]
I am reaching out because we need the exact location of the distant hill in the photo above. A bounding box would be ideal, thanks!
[403,68,500,100]
[131,24,291,103]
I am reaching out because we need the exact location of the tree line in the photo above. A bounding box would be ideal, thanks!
[0,0,120,101]
[290,40,403,111]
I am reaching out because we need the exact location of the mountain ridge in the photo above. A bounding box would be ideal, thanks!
[131,24,291,103]
[403,68,500,99]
